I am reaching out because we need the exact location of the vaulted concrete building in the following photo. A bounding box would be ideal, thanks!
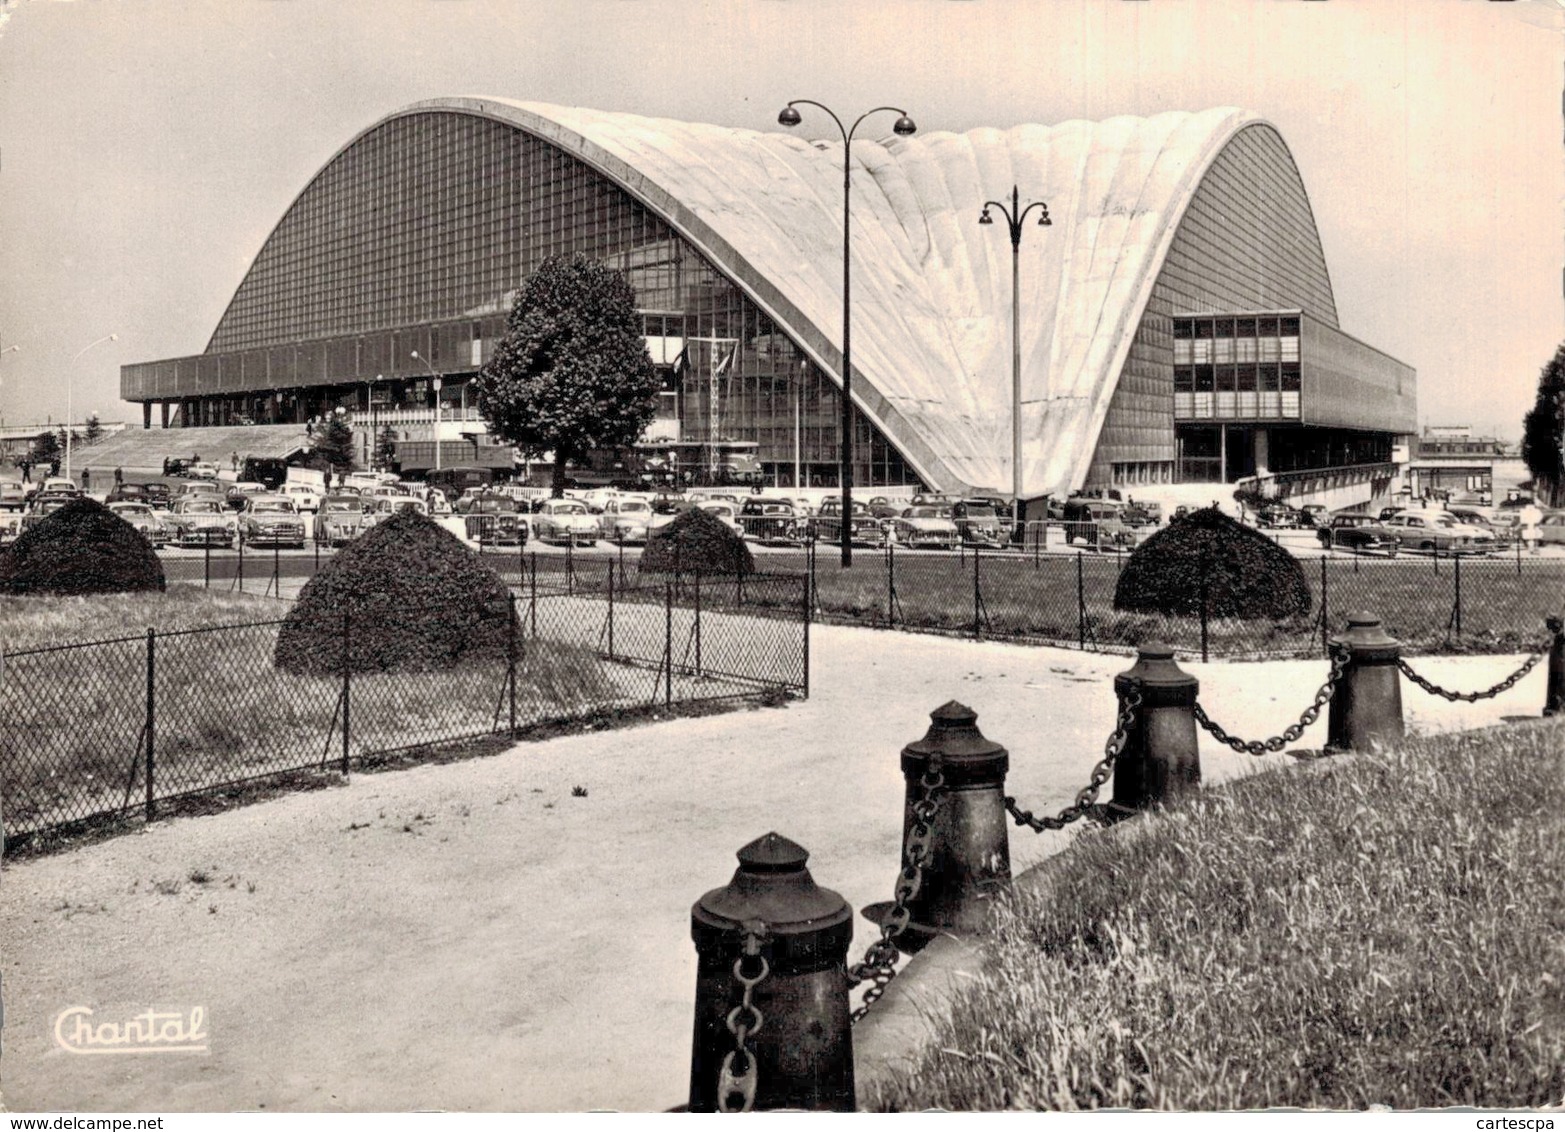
[122,98,1414,498]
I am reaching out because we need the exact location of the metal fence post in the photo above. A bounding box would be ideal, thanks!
[236,534,244,592]
[1076,551,1086,649]
[314,531,319,574]
[971,543,981,640]
[1453,552,1462,637]
[1199,552,1210,665]
[507,594,518,734]
[664,580,674,709]
[529,552,538,638]
[145,627,156,822]
[886,539,896,627]
[606,563,616,660]
[203,540,210,588]
[801,573,811,699]
[341,611,351,774]
[695,570,703,676]
[1320,555,1330,654]
[273,541,281,598]
[566,539,574,595]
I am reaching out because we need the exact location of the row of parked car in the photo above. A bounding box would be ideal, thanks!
[1313,505,1564,556]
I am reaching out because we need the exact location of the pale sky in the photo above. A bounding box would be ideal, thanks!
[0,0,1560,439]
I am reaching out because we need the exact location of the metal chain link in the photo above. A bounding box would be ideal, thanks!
[716,919,769,1113]
[846,758,946,1024]
[1396,642,1550,704]
[1192,642,1350,756]
[1005,678,1144,833]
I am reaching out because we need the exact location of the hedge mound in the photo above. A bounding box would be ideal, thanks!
[641,506,754,576]
[0,497,165,595]
[274,510,512,675]
[1113,506,1311,620]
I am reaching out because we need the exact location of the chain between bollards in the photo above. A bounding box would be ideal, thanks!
[1193,642,1350,756]
[1005,679,1143,833]
[847,757,946,1023]
[1396,639,1552,703]
[717,920,770,1113]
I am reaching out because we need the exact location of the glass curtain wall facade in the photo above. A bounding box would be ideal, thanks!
[123,110,921,489]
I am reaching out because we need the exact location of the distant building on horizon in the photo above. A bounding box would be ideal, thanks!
[122,99,1415,500]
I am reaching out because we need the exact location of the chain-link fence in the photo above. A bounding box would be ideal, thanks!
[762,544,1565,661]
[1,570,806,851]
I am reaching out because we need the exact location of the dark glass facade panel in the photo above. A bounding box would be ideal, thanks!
[1089,123,1342,485]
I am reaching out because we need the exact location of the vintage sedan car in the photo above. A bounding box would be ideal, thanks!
[225,481,269,511]
[1538,511,1565,547]
[814,498,889,548]
[164,497,237,548]
[0,511,22,546]
[865,496,904,521]
[314,495,368,547]
[1445,506,1510,545]
[279,483,323,513]
[600,496,655,544]
[189,461,220,480]
[950,500,1007,547]
[39,477,80,497]
[19,496,72,534]
[1381,509,1494,556]
[139,483,173,511]
[1257,502,1308,529]
[357,497,429,536]
[108,502,171,548]
[462,495,525,546]
[532,498,598,546]
[1298,503,1329,528]
[891,504,960,550]
[238,496,307,548]
[696,499,746,539]
[1061,498,1136,551]
[0,480,26,511]
[1316,512,1399,556]
[738,497,808,545]
[105,482,151,506]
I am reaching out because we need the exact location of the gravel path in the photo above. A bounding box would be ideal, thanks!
[0,624,1548,1112]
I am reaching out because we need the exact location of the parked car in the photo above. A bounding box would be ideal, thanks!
[696,499,746,539]
[314,495,368,548]
[164,497,237,548]
[20,496,71,533]
[462,495,525,546]
[1119,502,1157,529]
[1538,511,1565,547]
[950,500,1007,547]
[225,482,269,511]
[1381,509,1493,556]
[1298,504,1329,528]
[189,461,220,480]
[532,498,599,546]
[1257,502,1307,529]
[1445,506,1509,544]
[105,482,151,506]
[1061,498,1136,550]
[600,496,656,544]
[890,504,960,550]
[865,496,904,521]
[0,480,26,511]
[238,496,307,549]
[279,483,323,513]
[0,511,22,546]
[108,502,171,548]
[139,482,173,511]
[738,497,809,545]
[39,477,80,497]
[161,457,194,478]
[814,498,890,548]
[1378,506,1407,522]
[1316,512,1400,556]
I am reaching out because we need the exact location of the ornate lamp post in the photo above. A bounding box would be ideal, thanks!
[779,99,916,567]
[979,186,1051,522]
[67,333,118,482]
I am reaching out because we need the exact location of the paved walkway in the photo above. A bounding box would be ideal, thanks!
[0,624,1549,1112]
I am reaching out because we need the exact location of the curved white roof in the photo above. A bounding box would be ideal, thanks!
[392,99,1293,497]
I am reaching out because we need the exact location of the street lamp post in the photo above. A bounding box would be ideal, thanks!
[0,343,19,436]
[409,351,442,472]
[67,333,118,482]
[979,186,1051,523]
[779,99,916,567]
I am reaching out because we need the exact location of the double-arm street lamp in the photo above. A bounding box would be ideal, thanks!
[980,186,1051,521]
[67,333,118,481]
[779,99,916,567]
[409,350,442,472]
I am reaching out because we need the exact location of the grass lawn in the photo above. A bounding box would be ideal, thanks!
[870,720,1565,1110]
[749,550,1563,658]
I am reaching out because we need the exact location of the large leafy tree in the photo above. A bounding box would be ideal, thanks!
[1521,343,1565,507]
[474,254,659,496]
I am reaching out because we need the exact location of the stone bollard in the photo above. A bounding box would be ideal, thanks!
[1111,643,1201,812]
[689,832,855,1112]
[1326,612,1405,753]
[864,701,1011,954]
[1544,615,1564,718]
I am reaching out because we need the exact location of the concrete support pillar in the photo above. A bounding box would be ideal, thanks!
[1252,428,1270,477]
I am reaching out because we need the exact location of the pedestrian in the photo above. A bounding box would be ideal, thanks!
[81,467,91,490]
[114,466,123,485]
[231,451,239,472]
[19,458,29,484]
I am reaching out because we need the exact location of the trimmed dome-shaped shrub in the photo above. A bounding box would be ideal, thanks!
[1113,506,1311,620]
[641,506,755,576]
[0,497,165,595]
[274,510,511,675]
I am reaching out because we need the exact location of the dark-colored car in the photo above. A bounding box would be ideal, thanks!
[1316,513,1400,556]
[1061,498,1136,550]
[241,456,288,491]
[950,499,1007,547]
[161,457,193,478]
[815,498,889,548]
[462,495,526,546]
[105,482,151,506]
[739,497,809,545]
[1257,502,1307,529]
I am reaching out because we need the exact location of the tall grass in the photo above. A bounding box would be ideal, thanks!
[870,722,1565,1111]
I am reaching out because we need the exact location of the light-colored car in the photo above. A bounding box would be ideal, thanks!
[1381,509,1494,555]
[239,496,307,548]
[360,496,429,534]
[533,498,599,547]
[314,495,368,547]
[1537,511,1565,547]
[109,501,171,548]
[40,477,80,496]
[696,499,746,539]
[0,480,26,511]
[891,504,960,550]
[600,496,654,543]
[1316,512,1399,556]
[189,461,220,480]
[165,497,237,548]
[279,483,322,513]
